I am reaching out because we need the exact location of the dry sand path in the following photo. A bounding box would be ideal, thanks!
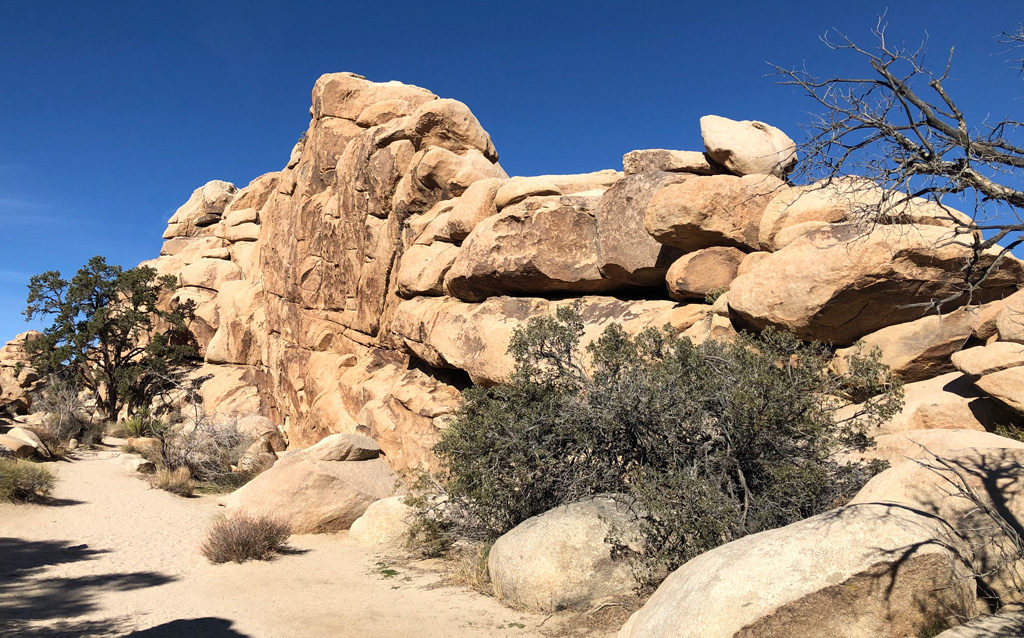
[0,446,605,637]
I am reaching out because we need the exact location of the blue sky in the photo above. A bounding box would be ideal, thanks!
[1,1,1022,342]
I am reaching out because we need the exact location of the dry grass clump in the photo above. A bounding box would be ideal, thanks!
[150,466,194,497]
[200,513,291,564]
[0,458,56,502]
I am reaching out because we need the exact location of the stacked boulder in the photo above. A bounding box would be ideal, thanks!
[0,331,43,418]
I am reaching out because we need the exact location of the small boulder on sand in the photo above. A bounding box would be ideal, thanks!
[350,496,414,545]
[488,496,640,613]
[224,433,398,533]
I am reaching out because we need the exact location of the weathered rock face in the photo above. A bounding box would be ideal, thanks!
[728,224,1023,345]
[224,433,398,533]
[0,331,43,416]
[619,503,974,638]
[488,496,640,613]
[127,72,1023,492]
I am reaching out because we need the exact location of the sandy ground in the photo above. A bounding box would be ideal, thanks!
[0,446,617,637]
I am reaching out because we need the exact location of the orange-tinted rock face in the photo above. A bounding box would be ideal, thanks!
[135,72,1022,475]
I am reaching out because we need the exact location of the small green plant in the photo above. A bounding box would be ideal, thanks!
[0,458,56,502]
[376,561,400,579]
[121,410,168,439]
[200,513,291,564]
[150,466,194,497]
[703,286,728,304]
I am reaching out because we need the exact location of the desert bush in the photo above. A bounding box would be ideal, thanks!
[120,410,168,439]
[0,458,56,502]
[415,304,902,586]
[150,466,194,496]
[200,513,291,564]
[29,375,98,454]
[161,414,253,482]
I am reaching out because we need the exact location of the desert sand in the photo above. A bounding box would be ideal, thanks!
[0,446,606,637]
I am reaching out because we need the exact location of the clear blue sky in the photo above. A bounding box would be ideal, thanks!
[1,1,1021,342]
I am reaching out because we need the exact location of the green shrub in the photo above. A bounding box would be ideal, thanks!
[0,458,56,502]
[416,303,903,587]
[121,411,168,439]
[200,513,291,564]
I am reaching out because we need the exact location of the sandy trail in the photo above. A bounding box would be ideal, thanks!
[0,447,606,637]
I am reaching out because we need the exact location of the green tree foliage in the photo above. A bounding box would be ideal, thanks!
[23,256,196,422]
[419,303,903,585]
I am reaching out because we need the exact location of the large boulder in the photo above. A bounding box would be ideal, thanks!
[852,428,1024,465]
[593,171,690,286]
[444,194,620,301]
[995,289,1024,343]
[349,496,414,545]
[831,308,977,382]
[975,366,1024,415]
[728,223,1024,345]
[488,496,640,612]
[0,433,37,458]
[699,115,797,178]
[665,246,745,302]
[0,331,43,416]
[162,180,237,239]
[952,341,1024,377]
[619,504,975,638]
[224,434,398,533]
[645,174,786,252]
[622,149,719,176]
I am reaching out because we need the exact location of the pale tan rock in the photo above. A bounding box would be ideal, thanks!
[996,289,1024,343]
[973,298,1008,341]
[356,99,412,127]
[222,207,258,227]
[444,177,504,241]
[396,242,459,297]
[0,331,43,416]
[838,372,1020,436]
[645,174,786,252]
[699,114,797,178]
[736,251,769,276]
[178,258,242,291]
[593,171,690,286]
[444,195,619,301]
[728,224,1024,345]
[771,220,833,249]
[681,313,738,345]
[0,432,37,458]
[976,366,1024,414]
[311,72,435,121]
[349,496,414,545]
[407,98,498,161]
[952,342,1024,377]
[851,448,1024,604]
[225,448,398,533]
[219,222,260,242]
[935,605,1024,637]
[622,149,719,176]
[5,427,50,459]
[619,503,973,638]
[226,172,278,213]
[665,246,745,302]
[163,180,237,239]
[493,171,622,209]
[305,432,382,462]
[855,428,1024,465]
[489,497,640,613]
[831,309,977,382]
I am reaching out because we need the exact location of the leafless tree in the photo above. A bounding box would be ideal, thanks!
[773,17,1024,308]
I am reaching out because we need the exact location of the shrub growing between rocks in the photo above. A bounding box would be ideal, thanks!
[0,458,56,502]
[414,304,903,587]
[150,466,194,497]
[201,513,291,564]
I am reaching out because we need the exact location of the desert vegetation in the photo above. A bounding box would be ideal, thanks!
[411,304,904,586]
[0,457,55,502]
[200,513,292,564]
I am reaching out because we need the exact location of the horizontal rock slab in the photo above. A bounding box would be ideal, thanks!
[622,149,719,176]
[619,503,975,638]
[396,242,459,297]
[831,308,977,382]
[857,428,1024,465]
[975,366,1024,415]
[645,174,785,252]
[952,341,1024,377]
[728,224,1024,345]
[391,295,709,385]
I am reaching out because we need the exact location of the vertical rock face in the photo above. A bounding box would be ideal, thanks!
[135,72,1022,480]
